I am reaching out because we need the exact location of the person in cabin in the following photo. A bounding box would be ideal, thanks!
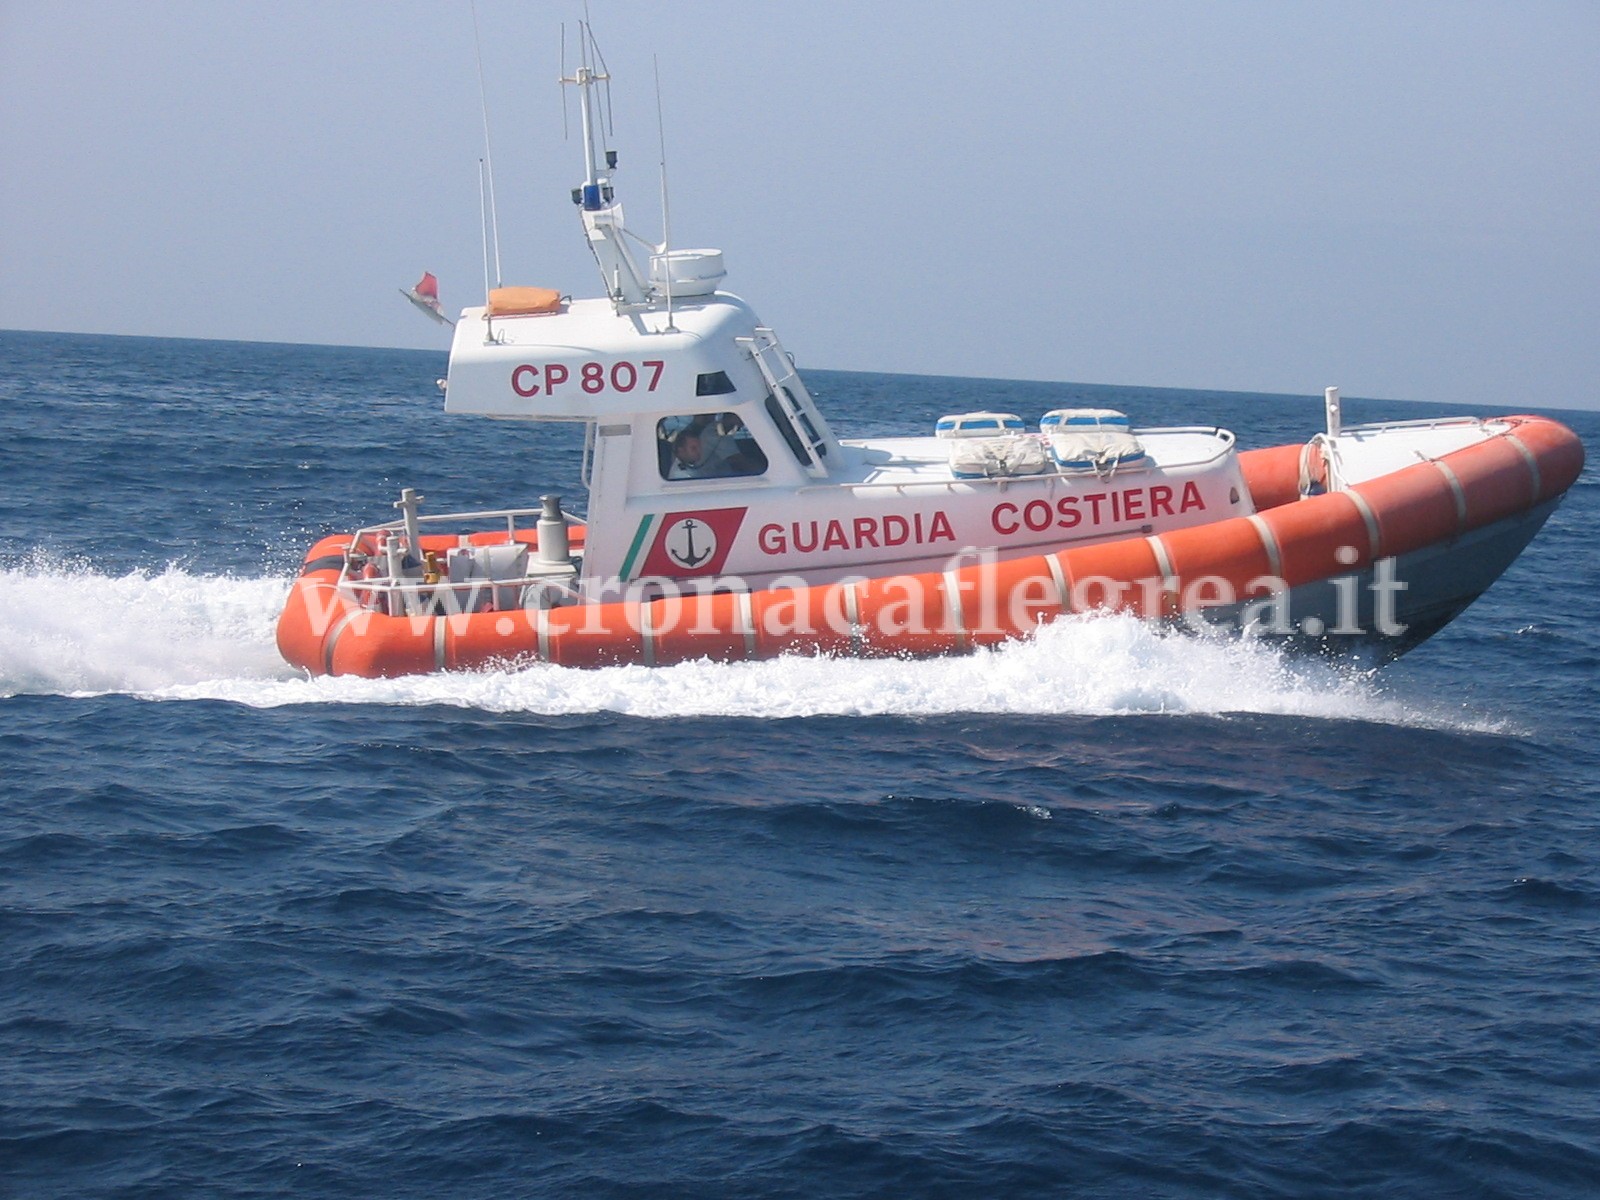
[669,415,766,479]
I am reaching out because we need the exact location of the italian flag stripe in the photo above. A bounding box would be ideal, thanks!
[618,515,656,581]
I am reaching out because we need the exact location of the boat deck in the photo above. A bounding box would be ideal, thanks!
[835,427,1236,487]
[1334,417,1504,485]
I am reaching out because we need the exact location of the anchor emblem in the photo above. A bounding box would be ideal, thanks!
[664,517,716,569]
[636,507,746,578]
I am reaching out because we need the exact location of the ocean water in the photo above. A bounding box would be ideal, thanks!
[1,328,1597,1199]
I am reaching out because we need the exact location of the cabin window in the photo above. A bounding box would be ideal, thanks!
[657,413,769,480]
[696,370,737,397]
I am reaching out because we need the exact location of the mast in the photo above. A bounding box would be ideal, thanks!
[561,23,651,308]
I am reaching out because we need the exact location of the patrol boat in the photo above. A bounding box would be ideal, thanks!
[277,42,1583,677]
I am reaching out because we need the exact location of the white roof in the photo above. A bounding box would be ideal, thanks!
[443,294,766,419]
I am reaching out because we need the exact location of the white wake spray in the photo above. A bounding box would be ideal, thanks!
[0,560,293,697]
[0,560,1503,729]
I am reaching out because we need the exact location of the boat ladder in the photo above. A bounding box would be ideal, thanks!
[737,327,836,479]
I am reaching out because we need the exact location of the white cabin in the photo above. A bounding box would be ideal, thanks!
[430,36,1251,602]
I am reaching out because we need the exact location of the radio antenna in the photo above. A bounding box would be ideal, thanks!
[477,159,496,339]
[559,22,570,139]
[470,0,503,289]
[590,28,615,143]
[477,160,492,299]
[654,55,676,331]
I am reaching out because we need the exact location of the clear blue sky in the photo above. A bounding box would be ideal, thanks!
[3,1,1596,408]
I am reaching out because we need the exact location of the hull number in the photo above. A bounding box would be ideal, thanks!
[511,359,665,398]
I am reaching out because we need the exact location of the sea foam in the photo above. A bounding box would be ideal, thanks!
[0,561,1503,730]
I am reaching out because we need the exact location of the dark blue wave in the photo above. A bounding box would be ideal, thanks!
[1,333,1598,1198]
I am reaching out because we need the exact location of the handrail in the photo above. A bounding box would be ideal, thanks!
[1338,415,1491,436]
[350,505,588,541]
[336,571,585,618]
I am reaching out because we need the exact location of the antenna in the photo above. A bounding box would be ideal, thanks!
[477,160,492,299]
[588,24,615,143]
[583,0,611,146]
[477,159,495,339]
[559,22,570,140]
[654,55,676,331]
[470,0,503,289]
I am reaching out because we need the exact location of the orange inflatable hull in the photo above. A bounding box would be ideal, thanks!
[277,416,1584,677]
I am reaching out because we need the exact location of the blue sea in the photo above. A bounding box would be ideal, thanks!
[2,328,1597,1199]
